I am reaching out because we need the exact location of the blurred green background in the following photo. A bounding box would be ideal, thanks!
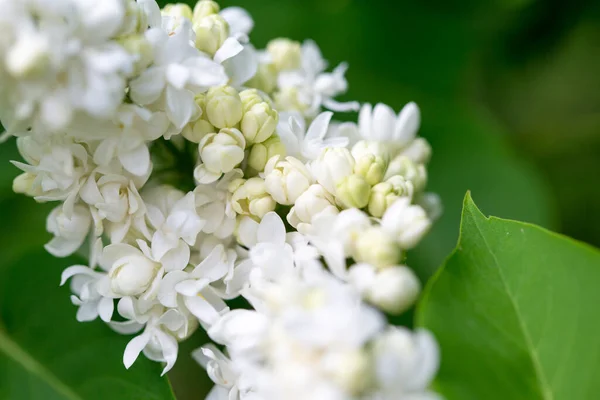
[1,0,600,398]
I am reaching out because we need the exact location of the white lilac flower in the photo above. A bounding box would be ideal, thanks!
[192,343,255,400]
[381,197,432,250]
[311,147,355,195]
[77,105,170,177]
[144,187,205,271]
[129,20,228,133]
[123,308,195,375]
[371,327,441,400]
[194,169,242,239]
[276,40,359,117]
[263,155,313,205]
[348,263,421,315]
[0,0,135,133]
[102,243,163,297]
[12,135,91,207]
[2,0,442,394]
[277,111,348,161]
[195,128,246,184]
[158,244,233,327]
[60,264,114,323]
[359,102,421,147]
[45,204,92,258]
[80,169,151,244]
[287,184,339,233]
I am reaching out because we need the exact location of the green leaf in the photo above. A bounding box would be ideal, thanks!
[417,193,600,400]
[0,251,177,400]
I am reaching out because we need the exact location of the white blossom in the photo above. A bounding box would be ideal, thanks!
[276,40,359,117]
[129,21,227,132]
[359,102,420,147]
[277,111,348,161]
[45,204,92,258]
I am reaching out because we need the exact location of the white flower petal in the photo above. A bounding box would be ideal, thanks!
[220,7,254,36]
[124,332,151,369]
[119,144,151,177]
[257,212,286,245]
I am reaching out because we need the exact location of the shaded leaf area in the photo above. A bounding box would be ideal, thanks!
[0,251,177,400]
[417,194,600,400]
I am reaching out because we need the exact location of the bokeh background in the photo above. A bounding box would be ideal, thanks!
[1,0,599,397]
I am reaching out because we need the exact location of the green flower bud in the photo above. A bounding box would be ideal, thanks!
[247,135,287,174]
[354,154,387,186]
[230,177,276,220]
[245,62,278,94]
[162,3,193,20]
[182,93,217,143]
[239,89,270,113]
[194,128,246,183]
[336,174,371,209]
[385,156,427,193]
[241,102,279,144]
[368,182,399,218]
[193,0,220,21]
[194,14,229,56]
[13,172,39,197]
[354,227,402,269]
[267,38,302,71]
[206,86,243,129]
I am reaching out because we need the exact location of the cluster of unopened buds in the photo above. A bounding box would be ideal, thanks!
[1,0,443,399]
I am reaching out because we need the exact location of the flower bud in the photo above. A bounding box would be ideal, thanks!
[386,175,414,199]
[313,148,355,194]
[247,135,286,174]
[381,198,431,249]
[264,156,312,205]
[193,0,220,21]
[335,174,371,209]
[239,89,270,113]
[195,128,246,183]
[206,86,243,129]
[385,156,427,192]
[182,94,216,143]
[194,14,229,56]
[109,253,160,296]
[368,182,397,218]
[368,177,413,218]
[162,3,193,20]
[245,62,278,94]
[400,137,431,165]
[354,154,386,186]
[354,227,402,269]
[371,327,439,394]
[274,87,307,113]
[267,38,301,71]
[230,177,276,219]
[241,102,279,144]
[323,350,372,395]
[118,34,153,75]
[351,140,390,162]
[13,172,40,197]
[287,184,338,231]
[367,266,421,314]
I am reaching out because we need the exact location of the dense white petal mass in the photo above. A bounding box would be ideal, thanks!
[1,0,442,398]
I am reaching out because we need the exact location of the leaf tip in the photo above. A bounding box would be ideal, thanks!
[461,191,486,223]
